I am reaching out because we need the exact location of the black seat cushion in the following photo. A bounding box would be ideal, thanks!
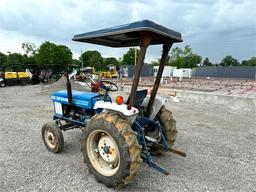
[126,89,148,107]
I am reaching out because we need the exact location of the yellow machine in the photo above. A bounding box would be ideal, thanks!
[5,72,18,85]
[100,65,118,78]
[17,72,30,85]
[4,71,30,86]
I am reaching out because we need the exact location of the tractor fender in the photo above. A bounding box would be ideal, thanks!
[94,101,139,116]
[141,97,168,120]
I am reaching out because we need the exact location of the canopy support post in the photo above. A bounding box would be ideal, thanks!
[129,33,151,106]
[66,66,72,104]
[145,43,172,117]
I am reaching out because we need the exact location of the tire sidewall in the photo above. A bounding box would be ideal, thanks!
[157,106,177,145]
[41,123,64,153]
[0,81,5,87]
[82,117,131,187]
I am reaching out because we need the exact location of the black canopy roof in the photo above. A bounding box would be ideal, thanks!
[72,20,182,47]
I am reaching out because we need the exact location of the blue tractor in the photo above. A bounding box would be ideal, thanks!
[42,20,185,188]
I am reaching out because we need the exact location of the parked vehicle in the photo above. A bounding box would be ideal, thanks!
[100,65,118,78]
[42,20,185,188]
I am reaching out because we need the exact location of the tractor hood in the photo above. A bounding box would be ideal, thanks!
[51,90,101,109]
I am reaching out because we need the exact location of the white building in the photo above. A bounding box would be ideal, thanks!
[153,66,177,77]
[173,68,192,78]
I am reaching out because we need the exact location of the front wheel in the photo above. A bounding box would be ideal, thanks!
[0,80,6,87]
[41,122,64,153]
[81,112,142,188]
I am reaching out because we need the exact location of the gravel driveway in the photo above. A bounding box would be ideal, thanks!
[0,85,255,192]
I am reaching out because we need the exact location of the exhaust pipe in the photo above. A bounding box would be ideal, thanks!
[66,72,72,104]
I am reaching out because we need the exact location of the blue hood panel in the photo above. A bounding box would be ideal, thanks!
[51,90,100,109]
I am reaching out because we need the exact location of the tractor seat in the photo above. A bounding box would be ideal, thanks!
[126,89,148,107]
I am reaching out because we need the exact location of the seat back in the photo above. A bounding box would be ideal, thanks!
[127,89,148,107]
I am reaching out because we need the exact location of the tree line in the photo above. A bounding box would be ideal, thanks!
[0,42,255,73]
[0,42,72,72]
[152,45,255,67]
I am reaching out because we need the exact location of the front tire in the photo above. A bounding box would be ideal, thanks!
[42,122,64,153]
[0,81,6,87]
[81,112,142,188]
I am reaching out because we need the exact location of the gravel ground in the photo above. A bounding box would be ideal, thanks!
[0,84,255,192]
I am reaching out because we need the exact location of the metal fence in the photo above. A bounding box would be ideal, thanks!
[193,66,256,79]
[120,65,256,79]
[120,65,153,77]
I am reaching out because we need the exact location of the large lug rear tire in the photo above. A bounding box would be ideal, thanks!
[81,112,142,188]
[42,122,64,153]
[157,105,177,146]
[20,79,29,86]
[150,105,177,155]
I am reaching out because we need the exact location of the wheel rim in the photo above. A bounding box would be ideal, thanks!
[87,130,120,177]
[44,128,57,149]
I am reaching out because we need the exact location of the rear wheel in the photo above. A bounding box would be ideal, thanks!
[20,78,29,86]
[42,122,64,153]
[149,106,177,155]
[82,112,142,188]
[157,106,177,146]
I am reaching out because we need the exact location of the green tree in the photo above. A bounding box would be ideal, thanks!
[23,54,36,65]
[80,50,103,70]
[151,59,160,66]
[203,57,212,66]
[22,42,36,56]
[1,51,36,71]
[122,48,139,65]
[103,57,119,67]
[169,47,182,67]
[117,57,122,65]
[35,41,57,65]
[35,41,72,71]
[220,55,240,66]
[21,42,37,67]
[241,60,249,66]
[6,53,24,71]
[151,60,159,66]
[72,59,81,66]
[242,57,256,66]
[169,45,202,68]
[53,45,72,65]
[0,52,7,69]
[247,57,256,66]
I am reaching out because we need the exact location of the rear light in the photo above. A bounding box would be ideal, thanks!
[115,96,124,105]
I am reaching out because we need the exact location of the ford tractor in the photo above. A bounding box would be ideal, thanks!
[42,20,186,188]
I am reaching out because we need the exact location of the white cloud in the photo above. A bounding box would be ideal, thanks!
[0,0,255,63]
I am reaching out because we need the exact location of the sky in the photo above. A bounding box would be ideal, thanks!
[0,0,255,63]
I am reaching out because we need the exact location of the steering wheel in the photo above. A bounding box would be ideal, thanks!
[100,80,118,92]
